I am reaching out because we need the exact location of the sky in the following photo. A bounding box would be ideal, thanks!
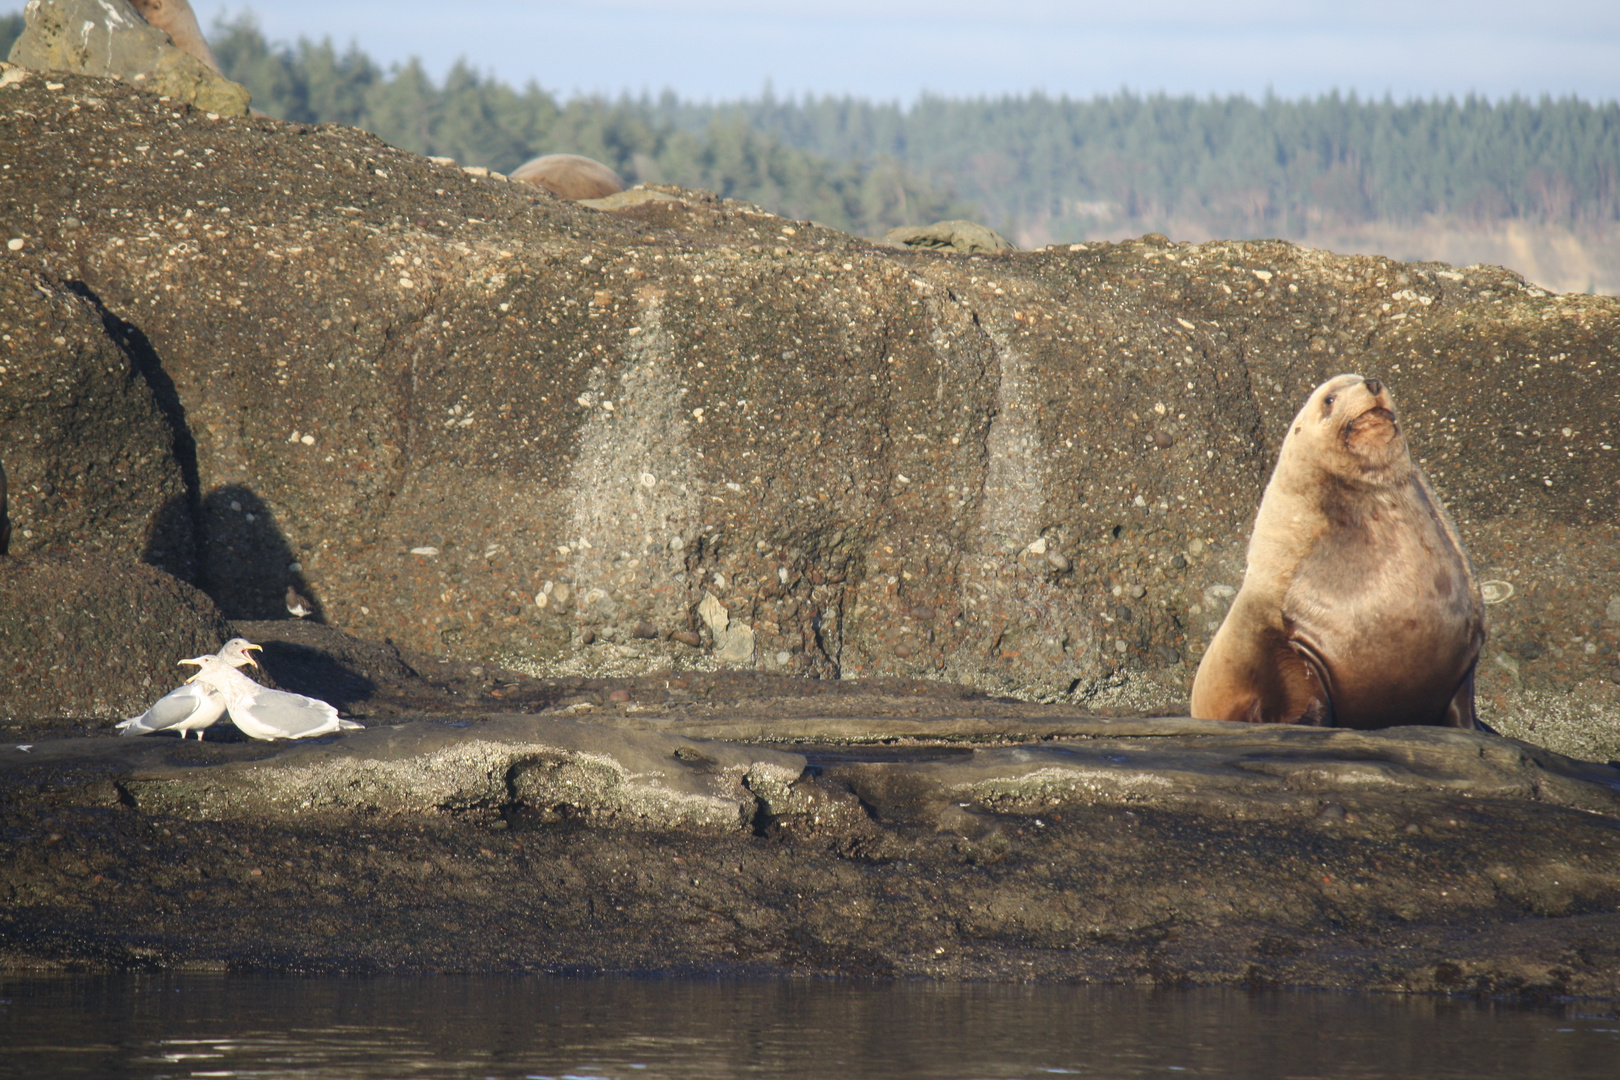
[191,1,1620,103]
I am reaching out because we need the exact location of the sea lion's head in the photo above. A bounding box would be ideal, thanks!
[1285,374,1410,485]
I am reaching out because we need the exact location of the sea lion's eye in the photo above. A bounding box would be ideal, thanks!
[1322,394,1336,411]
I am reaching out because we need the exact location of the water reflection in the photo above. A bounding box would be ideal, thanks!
[1,974,1616,1079]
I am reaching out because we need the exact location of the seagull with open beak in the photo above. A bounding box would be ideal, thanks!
[117,638,264,740]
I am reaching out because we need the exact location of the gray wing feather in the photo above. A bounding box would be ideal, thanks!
[235,688,341,738]
[119,685,224,734]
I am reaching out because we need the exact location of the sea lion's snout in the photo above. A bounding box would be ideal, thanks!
[1363,378,1383,396]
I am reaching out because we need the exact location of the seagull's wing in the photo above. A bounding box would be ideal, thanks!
[230,686,342,739]
[118,684,225,735]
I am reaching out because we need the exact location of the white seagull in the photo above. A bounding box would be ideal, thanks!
[117,638,264,740]
[181,653,362,740]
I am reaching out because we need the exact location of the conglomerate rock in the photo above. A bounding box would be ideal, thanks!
[0,551,229,722]
[0,71,1616,759]
[0,260,195,578]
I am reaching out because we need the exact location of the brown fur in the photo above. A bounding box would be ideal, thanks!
[1189,375,1485,729]
[130,0,223,74]
[510,154,626,201]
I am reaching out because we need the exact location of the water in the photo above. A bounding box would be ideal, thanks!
[1,974,1616,1079]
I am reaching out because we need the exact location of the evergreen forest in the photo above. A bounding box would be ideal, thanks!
[5,12,1617,245]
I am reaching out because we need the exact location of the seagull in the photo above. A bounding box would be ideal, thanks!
[181,653,362,740]
[285,586,312,619]
[117,638,264,740]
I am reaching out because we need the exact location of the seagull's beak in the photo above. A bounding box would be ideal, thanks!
[178,656,208,683]
[243,643,263,668]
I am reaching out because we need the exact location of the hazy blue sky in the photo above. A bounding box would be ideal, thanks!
[193,1,1620,102]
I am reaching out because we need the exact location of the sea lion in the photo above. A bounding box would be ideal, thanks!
[129,0,223,75]
[510,154,626,201]
[1189,374,1485,729]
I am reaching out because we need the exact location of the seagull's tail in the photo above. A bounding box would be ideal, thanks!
[116,718,153,736]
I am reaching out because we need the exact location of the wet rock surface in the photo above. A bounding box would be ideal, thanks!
[2,713,1619,995]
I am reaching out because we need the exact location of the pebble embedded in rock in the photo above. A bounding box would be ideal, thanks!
[1128,584,1146,599]
[1318,803,1347,822]
[580,630,596,645]
[1152,430,1175,449]
[632,620,659,639]
[670,630,701,647]
[912,607,936,621]
[608,689,631,703]
[1170,554,1187,569]
[894,643,913,658]
[1045,550,1071,572]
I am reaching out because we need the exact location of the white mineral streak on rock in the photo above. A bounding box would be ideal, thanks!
[563,294,702,661]
[877,300,1098,692]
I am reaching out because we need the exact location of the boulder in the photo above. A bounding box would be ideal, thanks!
[7,0,249,116]
[0,73,1617,758]
[0,552,229,723]
[885,219,1016,254]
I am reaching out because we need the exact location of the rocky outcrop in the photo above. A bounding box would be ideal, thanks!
[0,552,229,722]
[0,71,1617,760]
[6,0,249,116]
[0,261,195,577]
[3,713,1620,991]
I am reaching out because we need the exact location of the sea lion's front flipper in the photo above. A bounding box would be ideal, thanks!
[1440,661,1483,730]
[1283,637,1335,727]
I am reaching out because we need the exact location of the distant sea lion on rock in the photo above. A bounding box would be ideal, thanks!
[510,154,626,201]
[129,0,223,74]
[1190,374,1485,729]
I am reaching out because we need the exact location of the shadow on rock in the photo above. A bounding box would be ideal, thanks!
[228,619,424,712]
[200,485,321,621]
[63,279,200,583]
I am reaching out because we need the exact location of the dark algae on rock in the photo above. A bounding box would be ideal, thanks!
[1,66,1620,994]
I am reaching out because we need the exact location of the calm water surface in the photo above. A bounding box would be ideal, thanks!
[1,974,1617,1079]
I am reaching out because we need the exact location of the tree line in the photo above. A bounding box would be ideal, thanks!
[204,18,972,237]
[6,12,1616,241]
